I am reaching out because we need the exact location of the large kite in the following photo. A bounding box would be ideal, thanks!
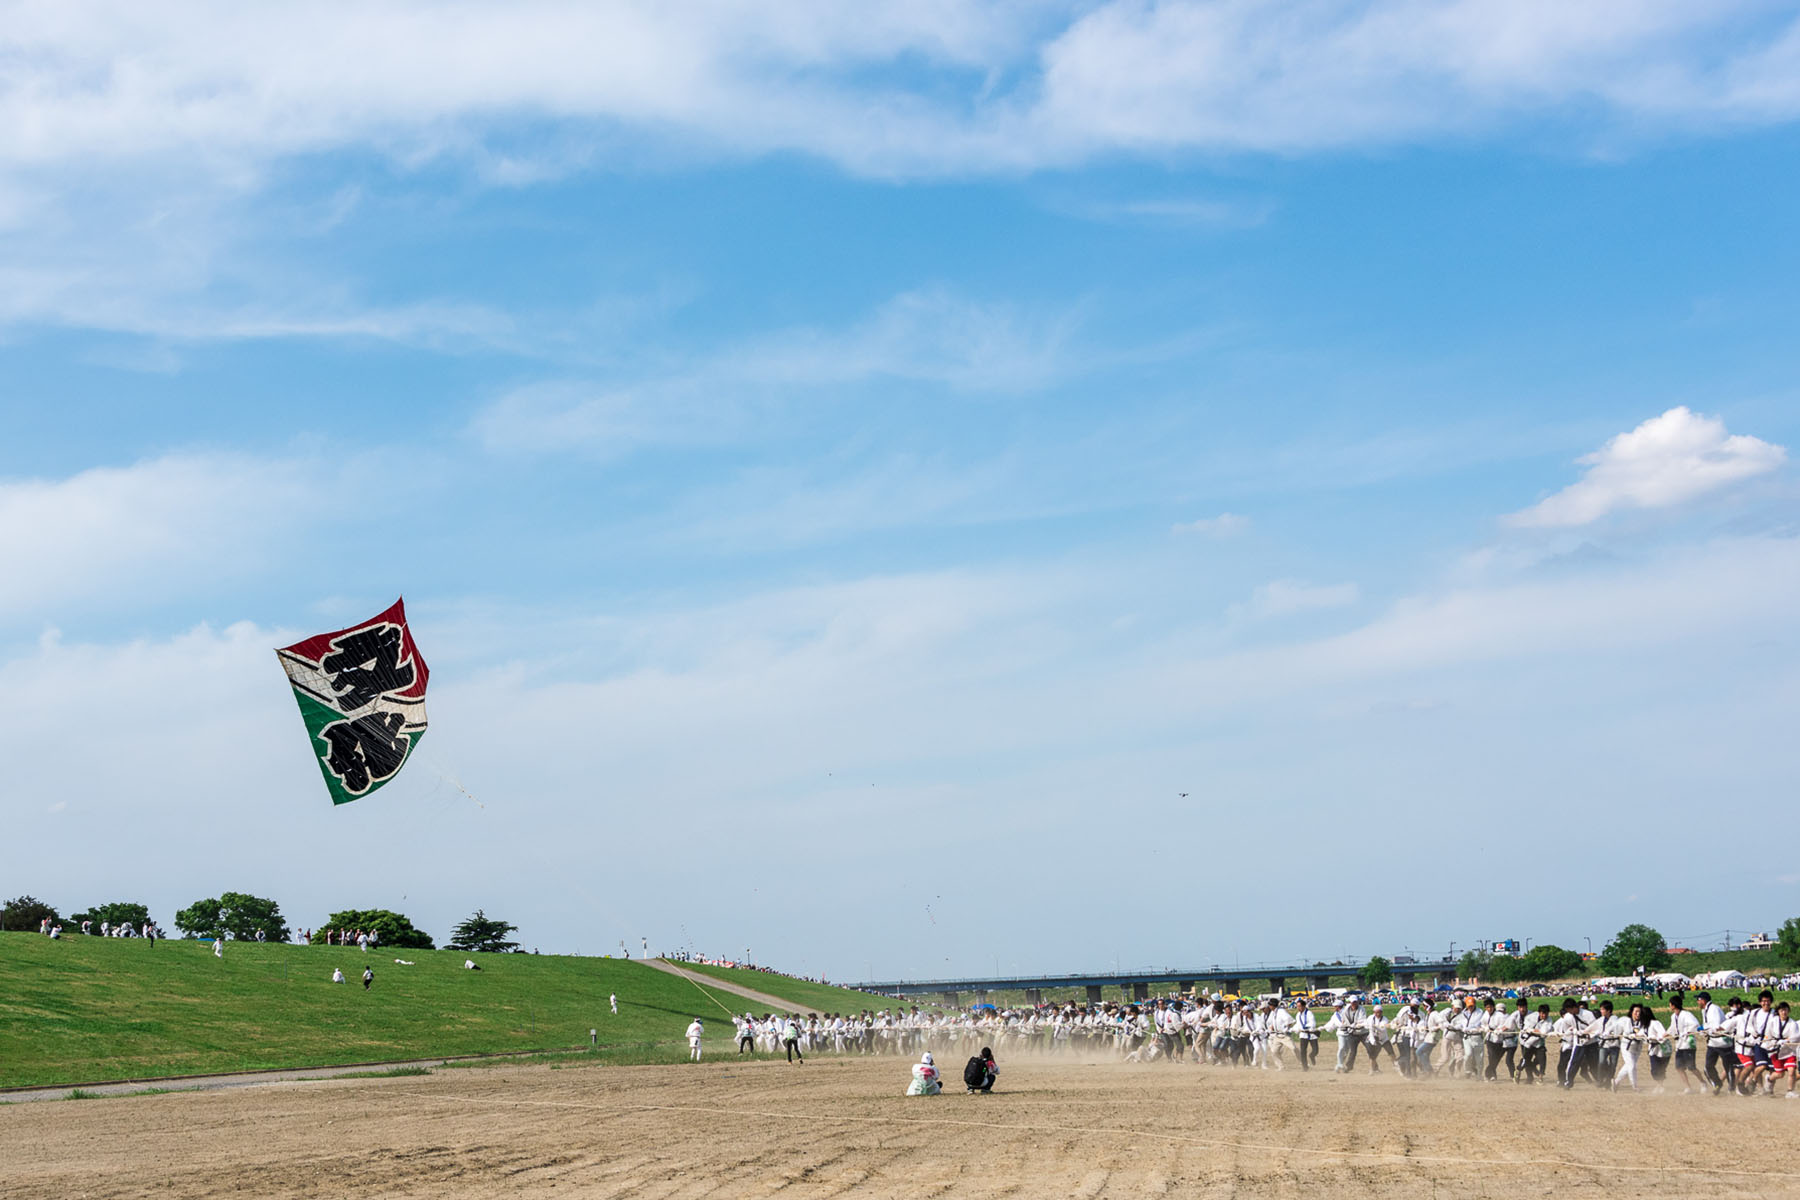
[276,598,429,805]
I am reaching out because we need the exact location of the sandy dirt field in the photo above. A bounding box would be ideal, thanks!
[7,1056,1800,1199]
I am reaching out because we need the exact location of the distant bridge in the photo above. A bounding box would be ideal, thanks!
[855,959,1460,1005]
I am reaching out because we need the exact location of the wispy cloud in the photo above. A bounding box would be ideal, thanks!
[1506,407,1786,528]
[470,288,1084,456]
[1173,512,1250,538]
[3,3,1799,181]
[0,453,324,626]
[1236,579,1361,621]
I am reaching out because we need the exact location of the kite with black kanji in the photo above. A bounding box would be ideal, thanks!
[276,598,428,805]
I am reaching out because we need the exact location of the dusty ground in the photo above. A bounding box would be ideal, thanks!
[7,1056,1800,1199]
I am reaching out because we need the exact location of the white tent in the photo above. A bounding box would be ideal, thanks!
[1648,972,1692,986]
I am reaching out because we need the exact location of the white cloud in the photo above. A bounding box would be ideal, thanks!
[0,454,328,626]
[1506,407,1786,528]
[1,2,1798,182]
[5,3,1800,342]
[1172,512,1250,537]
[471,288,1080,456]
[1239,578,1360,620]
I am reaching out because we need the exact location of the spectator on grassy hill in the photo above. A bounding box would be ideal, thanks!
[333,968,345,983]
[611,993,618,1014]
[363,967,373,991]
[214,936,223,958]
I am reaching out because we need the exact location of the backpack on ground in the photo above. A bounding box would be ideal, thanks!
[963,1056,987,1088]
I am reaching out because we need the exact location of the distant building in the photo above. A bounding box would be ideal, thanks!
[1670,947,1695,955]
[1739,932,1777,951]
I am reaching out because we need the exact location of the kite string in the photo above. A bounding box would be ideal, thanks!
[672,968,741,1019]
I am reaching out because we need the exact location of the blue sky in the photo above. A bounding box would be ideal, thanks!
[3,2,1798,979]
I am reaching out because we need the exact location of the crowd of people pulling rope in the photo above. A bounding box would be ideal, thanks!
[704,989,1800,1099]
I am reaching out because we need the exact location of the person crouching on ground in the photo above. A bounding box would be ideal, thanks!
[908,1052,942,1095]
[965,1047,998,1093]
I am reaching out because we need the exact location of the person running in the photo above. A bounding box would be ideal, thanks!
[1739,990,1779,1095]
[1612,1003,1650,1091]
[362,966,374,991]
[1768,1001,1798,1099]
[1667,993,1706,1094]
[686,1018,705,1061]
[1483,999,1519,1082]
[1554,999,1586,1089]
[1589,1000,1624,1089]
[1699,991,1735,1095]
[1520,1004,1552,1084]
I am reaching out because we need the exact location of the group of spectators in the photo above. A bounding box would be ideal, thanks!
[37,917,162,943]
[300,928,378,949]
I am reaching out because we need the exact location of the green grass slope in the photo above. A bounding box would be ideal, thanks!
[669,961,896,1014]
[0,933,772,1088]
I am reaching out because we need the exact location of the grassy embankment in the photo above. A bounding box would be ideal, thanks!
[0,933,872,1089]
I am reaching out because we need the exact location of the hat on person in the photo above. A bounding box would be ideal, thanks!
[921,1052,933,1066]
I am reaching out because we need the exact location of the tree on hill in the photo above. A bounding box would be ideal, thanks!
[448,909,518,953]
[1777,917,1800,969]
[1457,948,1492,979]
[174,892,290,942]
[1484,954,1521,983]
[321,909,434,949]
[1517,943,1584,981]
[1359,956,1393,989]
[1598,923,1670,975]
[70,901,152,931]
[1,895,59,931]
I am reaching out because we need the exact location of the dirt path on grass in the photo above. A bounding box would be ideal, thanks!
[641,958,803,1012]
[8,1055,1800,1198]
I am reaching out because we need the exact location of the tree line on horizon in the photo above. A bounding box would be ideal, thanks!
[0,894,521,953]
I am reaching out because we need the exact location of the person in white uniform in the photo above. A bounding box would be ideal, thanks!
[1294,1003,1319,1071]
[686,1018,705,1061]
[1328,1000,1363,1073]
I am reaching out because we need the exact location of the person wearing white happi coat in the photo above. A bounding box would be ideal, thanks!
[1265,1005,1292,1070]
[1458,999,1487,1078]
[1485,999,1522,1082]
[1327,1001,1364,1073]
[1293,1004,1319,1071]
[1519,1004,1552,1083]
[1424,1002,1453,1073]
[1363,1004,1391,1074]
[1587,1000,1626,1089]
[686,1018,705,1061]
